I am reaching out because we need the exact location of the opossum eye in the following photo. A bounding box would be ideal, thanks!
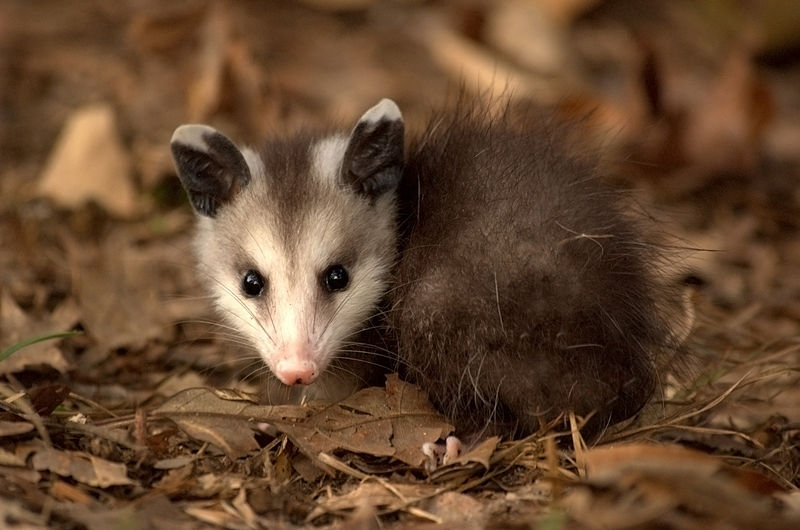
[322,265,349,292]
[242,270,266,297]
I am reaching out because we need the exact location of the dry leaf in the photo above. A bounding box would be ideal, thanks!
[153,387,309,459]
[153,387,308,420]
[280,375,453,468]
[32,448,134,488]
[681,43,772,175]
[153,456,195,470]
[51,480,94,505]
[194,473,244,498]
[172,415,259,460]
[184,504,248,529]
[566,443,797,529]
[485,0,572,77]
[0,447,26,467]
[66,234,173,354]
[0,291,76,375]
[36,104,138,218]
[0,421,35,438]
[27,383,71,416]
[307,480,443,522]
[57,494,194,530]
[186,4,229,123]
[450,436,500,469]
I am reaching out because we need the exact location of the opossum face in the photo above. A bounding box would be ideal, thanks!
[171,100,404,386]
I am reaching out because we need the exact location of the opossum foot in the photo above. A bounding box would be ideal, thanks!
[421,435,462,471]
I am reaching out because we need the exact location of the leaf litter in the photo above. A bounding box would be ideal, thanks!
[2,0,800,528]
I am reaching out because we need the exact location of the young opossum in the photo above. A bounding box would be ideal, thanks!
[171,98,686,439]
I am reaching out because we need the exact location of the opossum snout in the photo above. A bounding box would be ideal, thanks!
[274,349,318,386]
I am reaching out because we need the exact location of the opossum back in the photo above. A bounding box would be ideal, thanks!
[393,102,681,437]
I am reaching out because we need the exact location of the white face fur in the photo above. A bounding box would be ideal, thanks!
[171,99,404,388]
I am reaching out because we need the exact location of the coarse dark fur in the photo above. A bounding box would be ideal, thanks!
[390,101,685,439]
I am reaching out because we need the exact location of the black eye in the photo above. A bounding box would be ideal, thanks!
[242,270,266,297]
[323,265,349,292]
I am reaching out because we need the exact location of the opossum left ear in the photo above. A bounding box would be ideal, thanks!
[341,98,404,198]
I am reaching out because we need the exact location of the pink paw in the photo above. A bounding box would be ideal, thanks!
[421,435,462,471]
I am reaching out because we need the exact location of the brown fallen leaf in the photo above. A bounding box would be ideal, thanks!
[65,233,173,355]
[306,480,444,523]
[566,443,799,529]
[57,494,195,530]
[419,14,559,106]
[184,503,247,529]
[36,103,138,218]
[50,480,95,505]
[186,3,229,123]
[0,290,77,375]
[32,448,135,488]
[171,415,259,461]
[0,420,35,438]
[680,41,773,176]
[27,383,71,416]
[280,375,453,468]
[153,387,309,420]
[152,387,309,459]
[0,447,26,467]
[427,436,503,486]
[485,0,575,78]
[448,436,500,470]
[153,455,195,470]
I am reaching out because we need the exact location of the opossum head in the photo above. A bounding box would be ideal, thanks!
[171,99,403,386]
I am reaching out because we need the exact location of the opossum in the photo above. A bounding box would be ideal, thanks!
[171,98,687,439]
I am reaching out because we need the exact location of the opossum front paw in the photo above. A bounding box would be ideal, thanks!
[421,435,462,471]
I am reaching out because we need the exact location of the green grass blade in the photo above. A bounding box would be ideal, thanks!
[0,330,83,362]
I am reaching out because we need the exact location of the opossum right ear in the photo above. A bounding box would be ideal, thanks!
[341,98,404,199]
[170,125,251,217]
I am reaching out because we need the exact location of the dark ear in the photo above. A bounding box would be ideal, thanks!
[170,124,251,217]
[341,99,404,198]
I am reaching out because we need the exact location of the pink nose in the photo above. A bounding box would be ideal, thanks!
[275,359,318,385]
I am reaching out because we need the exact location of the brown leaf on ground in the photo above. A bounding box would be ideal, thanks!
[170,415,259,461]
[307,480,445,523]
[0,421,35,438]
[36,104,138,218]
[448,436,500,469]
[280,374,453,468]
[152,387,309,459]
[65,233,172,354]
[153,386,309,421]
[0,290,77,375]
[31,448,134,488]
[680,41,773,176]
[27,384,71,416]
[0,447,27,467]
[566,443,800,529]
[58,494,196,530]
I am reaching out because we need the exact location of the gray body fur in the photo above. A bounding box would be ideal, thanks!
[394,103,684,437]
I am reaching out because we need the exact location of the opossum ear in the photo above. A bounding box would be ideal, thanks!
[341,99,404,198]
[170,125,251,217]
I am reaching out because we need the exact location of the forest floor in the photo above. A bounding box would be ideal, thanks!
[1,1,799,528]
